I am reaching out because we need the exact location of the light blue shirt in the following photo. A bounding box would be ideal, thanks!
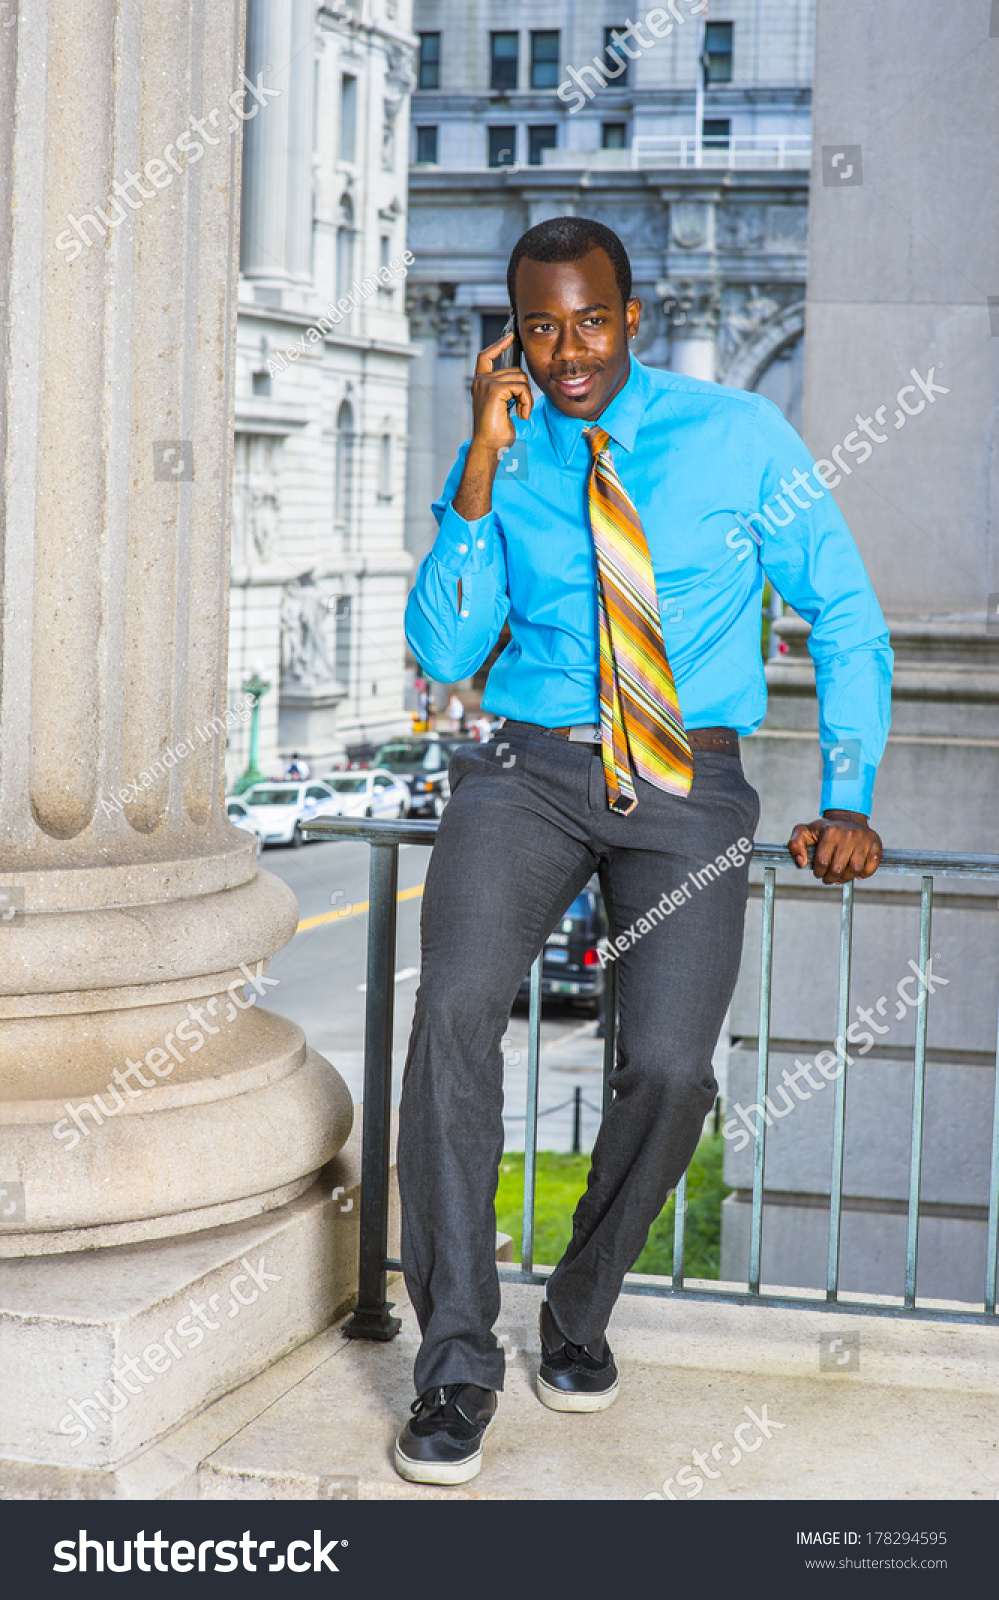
[405,355,892,814]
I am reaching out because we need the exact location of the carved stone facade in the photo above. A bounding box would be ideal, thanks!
[405,0,814,565]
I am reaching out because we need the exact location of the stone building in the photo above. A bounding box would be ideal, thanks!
[226,0,417,786]
[404,0,815,572]
[722,0,999,1306]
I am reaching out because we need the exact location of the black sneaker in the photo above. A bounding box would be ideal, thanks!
[537,1300,620,1413]
[394,1383,497,1486]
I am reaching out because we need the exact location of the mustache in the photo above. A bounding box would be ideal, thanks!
[549,362,603,378]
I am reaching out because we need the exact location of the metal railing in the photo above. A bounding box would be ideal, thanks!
[631,133,811,170]
[304,817,999,1336]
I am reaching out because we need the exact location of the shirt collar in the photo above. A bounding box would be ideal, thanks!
[542,353,650,466]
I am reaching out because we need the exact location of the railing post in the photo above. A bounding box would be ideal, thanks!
[602,959,618,1116]
[903,877,934,1309]
[673,1171,687,1290]
[521,955,543,1274]
[749,866,776,1294]
[825,881,854,1299]
[986,990,999,1316]
[343,842,402,1340]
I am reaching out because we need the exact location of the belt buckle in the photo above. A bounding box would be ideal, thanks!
[567,724,601,744]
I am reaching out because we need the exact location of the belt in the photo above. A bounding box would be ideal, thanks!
[503,720,740,755]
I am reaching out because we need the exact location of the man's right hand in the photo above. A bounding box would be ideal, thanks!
[453,331,533,521]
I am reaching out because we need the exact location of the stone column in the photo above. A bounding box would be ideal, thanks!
[721,0,999,1303]
[240,0,314,294]
[0,0,352,1480]
[658,194,721,380]
[658,277,721,380]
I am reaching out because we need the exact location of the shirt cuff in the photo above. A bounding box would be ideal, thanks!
[430,502,500,576]
[820,762,876,817]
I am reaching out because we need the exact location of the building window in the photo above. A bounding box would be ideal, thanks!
[530,31,560,90]
[334,596,351,685]
[335,399,355,549]
[340,74,357,162]
[251,370,271,397]
[704,21,734,84]
[703,118,731,149]
[528,125,557,166]
[602,122,628,150]
[378,235,393,293]
[602,27,630,86]
[379,432,393,497]
[418,32,440,90]
[415,124,439,164]
[490,32,519,92]
[488,126,517,168]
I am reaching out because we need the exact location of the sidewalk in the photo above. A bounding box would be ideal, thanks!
[500,1018,731,1153]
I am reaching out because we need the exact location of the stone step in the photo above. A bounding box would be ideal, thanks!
[9,1262,994,1500]
[193,1277,999,1502]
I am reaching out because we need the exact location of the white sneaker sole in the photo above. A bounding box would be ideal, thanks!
[536,1372,620,1412]
[393,1416,493,1486]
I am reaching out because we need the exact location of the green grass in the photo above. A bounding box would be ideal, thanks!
[495,1128,731,1281]
[761,579,774,659]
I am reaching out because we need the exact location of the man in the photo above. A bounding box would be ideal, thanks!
[394,217,891,1486]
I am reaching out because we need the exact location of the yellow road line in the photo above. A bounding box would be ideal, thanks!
[296,883,424,933]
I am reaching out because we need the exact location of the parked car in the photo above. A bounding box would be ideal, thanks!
[319,768,410,820]
[344,740,381,770]
[239,780,344,847]
[371,734,471,817]
[225,796,263,853]
[517,882,608,1016]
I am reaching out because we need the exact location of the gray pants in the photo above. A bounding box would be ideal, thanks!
[398,722,760,1394]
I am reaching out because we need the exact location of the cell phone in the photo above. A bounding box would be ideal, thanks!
[496,311,523,370]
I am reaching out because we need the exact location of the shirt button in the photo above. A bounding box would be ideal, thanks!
[460,609,469,618]
[477,539,486,549]
[457,543,468,554]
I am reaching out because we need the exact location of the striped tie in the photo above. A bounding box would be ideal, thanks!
[585,426,693,814]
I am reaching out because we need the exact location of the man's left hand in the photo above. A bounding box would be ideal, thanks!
[787,810,882,884]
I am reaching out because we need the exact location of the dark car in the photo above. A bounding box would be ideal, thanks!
[344,740,381,770]
[372,734,471,817]
[517,882,608,1016]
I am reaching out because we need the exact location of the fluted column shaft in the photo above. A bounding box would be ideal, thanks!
[0,0,349,1255]
[240,0,314,285]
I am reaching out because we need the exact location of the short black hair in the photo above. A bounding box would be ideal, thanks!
[506,216,632,314]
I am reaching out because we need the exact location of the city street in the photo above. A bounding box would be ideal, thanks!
[259,837,610,1153]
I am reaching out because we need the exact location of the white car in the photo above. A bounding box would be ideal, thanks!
[320,768,410,821]
[239,781,345,848]
[226,796,263,853]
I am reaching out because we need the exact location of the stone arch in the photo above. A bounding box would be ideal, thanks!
[722,301,806,393]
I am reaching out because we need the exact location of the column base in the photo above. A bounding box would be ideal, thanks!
[0,1172,317,1258]
[0,1129,378,1474]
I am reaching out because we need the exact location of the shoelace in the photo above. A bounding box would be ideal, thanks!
[548,1335,607,1369]
[411,1384,459,1419]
